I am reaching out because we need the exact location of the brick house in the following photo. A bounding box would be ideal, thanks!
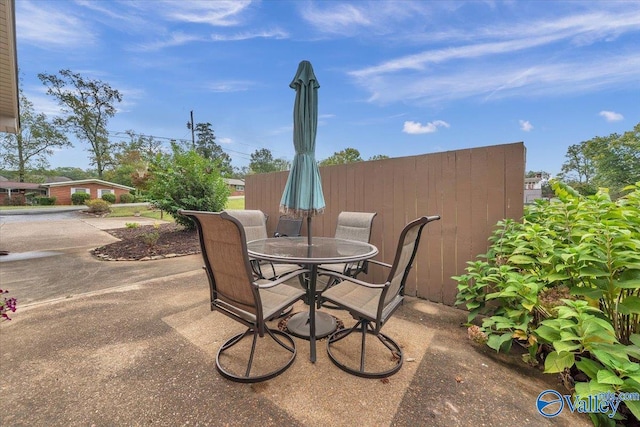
[224,178,245,196]
[42,179,135,205]
[0,179,135,205]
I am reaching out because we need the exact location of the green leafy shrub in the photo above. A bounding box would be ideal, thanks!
[146,143,230,230]
[71,192,91,205]
[454,181,640,423]
[119,193,134,204]
[85,198,111,214]
[125,222,139,229]
[3,195,26,206]
[34,196,57,206]
[101,193,116,203]
[140,230,160,248]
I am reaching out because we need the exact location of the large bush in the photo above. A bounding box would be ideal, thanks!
[454,181,640,424]
[85,198,111,214]
[71,192,91,205]
[101,193,116,203]
[146,144,230,229]
[34,196,56,205]
[119,193,134,204]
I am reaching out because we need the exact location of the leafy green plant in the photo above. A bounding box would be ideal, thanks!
[125,222,139,229]
[140,230,159,248]
[101,193,116,203]
[71,192,91,205]
[85,198,111,214]
[454,181,640,423]
[146,143,230,230]
[34,196,56,205]
[119,193,134,203]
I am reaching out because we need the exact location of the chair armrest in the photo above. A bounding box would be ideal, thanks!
[255,268,310,289]
[367,259,392,269]
[317,269,387,289]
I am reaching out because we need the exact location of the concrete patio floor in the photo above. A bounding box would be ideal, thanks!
[0,211,591,426]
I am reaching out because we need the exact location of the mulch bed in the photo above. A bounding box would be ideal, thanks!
[92,223,200,261]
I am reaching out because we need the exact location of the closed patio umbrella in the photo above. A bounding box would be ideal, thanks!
[279,60,325,245]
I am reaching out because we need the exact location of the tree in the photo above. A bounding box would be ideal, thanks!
[249,148,290,173]
[249,148,276,173]
[104,130,163,189]
[38,69,122,178]
[47,167,96,181]
[319,148,363,166]
[368,154,389,161]
[146,143,230,230]
[588,122,640,197]
[559,122,639,197]
[192,122,233,176]
[560,144,595,184]
[0,91,70,182]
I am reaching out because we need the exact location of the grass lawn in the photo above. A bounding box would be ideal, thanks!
[225,197,245,210]
[108,205,173,221]
[108,197,244,220]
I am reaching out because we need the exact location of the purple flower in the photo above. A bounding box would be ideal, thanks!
[0,289,17,321]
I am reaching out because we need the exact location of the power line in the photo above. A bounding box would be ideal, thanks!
[107,130,253,161]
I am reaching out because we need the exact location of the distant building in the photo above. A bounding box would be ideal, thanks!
[0,179,134,205]
[524,173,549,204]
[224,178,245,196]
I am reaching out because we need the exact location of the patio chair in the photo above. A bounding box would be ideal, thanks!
[224,210,299,280]
[318,215,440,378]
[179,209,308,383]
[316,211,377,305]
[274,215,303,237]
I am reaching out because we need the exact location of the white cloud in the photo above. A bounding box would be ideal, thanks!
[301,3,372,36]
[159,1,252,26]
[133,32,207,52]
[207,80,254,92]
[599,110,624,122]
[211,29,289,41]
[351,53,640,105]
[346,6,640,105]
[402,120,450,134]
[218,137,233,144]
[519,120,534,132]
[16,1,96,49]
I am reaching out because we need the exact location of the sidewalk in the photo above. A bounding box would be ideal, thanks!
[0,214,591,426]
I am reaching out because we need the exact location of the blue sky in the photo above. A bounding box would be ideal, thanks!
[14,0,640,176]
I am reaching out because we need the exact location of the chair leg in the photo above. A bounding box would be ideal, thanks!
[326,319,403,379]
[216,326,297,383]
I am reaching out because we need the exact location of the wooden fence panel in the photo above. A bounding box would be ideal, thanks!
[245,142,525,306]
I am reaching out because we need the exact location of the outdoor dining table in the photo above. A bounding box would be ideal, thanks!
[246,236,378,363]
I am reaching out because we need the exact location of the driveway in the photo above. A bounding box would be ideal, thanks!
[0,212,591,426]
[0,210,202,305]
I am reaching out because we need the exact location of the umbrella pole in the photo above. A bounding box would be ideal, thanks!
[307,216,312,246]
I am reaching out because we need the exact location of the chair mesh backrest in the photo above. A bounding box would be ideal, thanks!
[189,211,258,315]
[274,216,303,237]
[224,210,268,242]
[384,218,427,306]
[334,212,377,243]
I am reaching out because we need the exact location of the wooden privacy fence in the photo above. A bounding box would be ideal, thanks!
[245,142,525,306]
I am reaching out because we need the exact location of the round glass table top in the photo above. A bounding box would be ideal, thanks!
[246,236,378,264]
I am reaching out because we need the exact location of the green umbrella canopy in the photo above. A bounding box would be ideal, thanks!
[280,60,326,221]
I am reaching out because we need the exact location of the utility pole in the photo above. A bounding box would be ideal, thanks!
[186,110,195,148]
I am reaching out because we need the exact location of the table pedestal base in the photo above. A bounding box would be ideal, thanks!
[286,311,336,339]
